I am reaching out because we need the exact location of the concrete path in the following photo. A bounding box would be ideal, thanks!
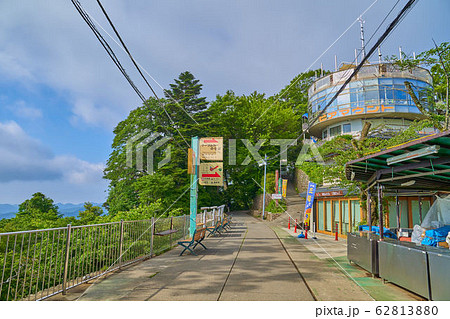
[48,212,412,301]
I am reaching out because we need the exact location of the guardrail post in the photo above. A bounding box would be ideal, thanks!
[62,224,72,295]
[119,219,124,269]
[150,217,154,257]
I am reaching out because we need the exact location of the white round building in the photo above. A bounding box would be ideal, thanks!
[307,63,434,140]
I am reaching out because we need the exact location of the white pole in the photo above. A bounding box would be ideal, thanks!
[262,154,267,219]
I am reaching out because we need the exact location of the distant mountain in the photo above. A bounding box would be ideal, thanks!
[0,203,105,220]
[0,204,19,220]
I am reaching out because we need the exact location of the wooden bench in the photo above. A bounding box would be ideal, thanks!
[206,220,222,237]
[177,226,207,256]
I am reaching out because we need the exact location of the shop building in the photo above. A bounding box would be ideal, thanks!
[304,62,437,237]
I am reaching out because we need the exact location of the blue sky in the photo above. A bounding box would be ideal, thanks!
[0,0,449,204]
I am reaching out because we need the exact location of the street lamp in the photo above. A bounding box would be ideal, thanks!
[259,154,268,219]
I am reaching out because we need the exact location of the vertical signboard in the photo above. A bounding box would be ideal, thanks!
[282,179,288,198]
[304,182,317,226]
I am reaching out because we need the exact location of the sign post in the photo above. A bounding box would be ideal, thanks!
[189,137,199,236]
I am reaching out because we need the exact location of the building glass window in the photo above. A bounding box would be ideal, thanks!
[329,125,342,137]
[343,123,351,133]
[318,201,324,231]
[322,129,328,139]
[342,201,349,235]
[411,200,431,226]
[388,199,409,228]
[325,200,332,231]
[351,200,361,232]
[333,201,339,233]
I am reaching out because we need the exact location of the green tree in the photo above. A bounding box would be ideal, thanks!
[207,91,301,209]
[78,202,103,224]
[278,69,324,115]
[16,192,61,221]
[104,72,211,216]
[388,42,450,129]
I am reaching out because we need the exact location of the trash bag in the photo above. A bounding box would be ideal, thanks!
[411,224,424,244]
[421,225,450,247]
[446,232,450,248]
[297,232,305,238]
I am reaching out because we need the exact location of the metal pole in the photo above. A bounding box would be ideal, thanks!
[367,192,372,231]
[396,193,400,230]
[312,199,317,239]
[119,219,124,268]
[262,154,267,219]
[150,217,154,257]
[419,196,423,224]
[62,224,72,295]
[378,184,384,240]
[189,136,199,236]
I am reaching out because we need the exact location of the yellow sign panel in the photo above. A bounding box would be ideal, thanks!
[199,162,223,186]
[199,137,223,161]
[282,179,288,198]
[187,148,195,175]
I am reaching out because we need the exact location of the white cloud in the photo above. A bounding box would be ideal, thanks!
[0,121,106,202]
[7,100,43,119]
[0,0,448,132]
[0,51,34,81]
[70,98,121,129]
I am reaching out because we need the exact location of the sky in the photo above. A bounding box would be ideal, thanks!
[0,0,448,204]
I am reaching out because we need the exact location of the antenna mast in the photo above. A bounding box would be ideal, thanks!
[358,16,366,59]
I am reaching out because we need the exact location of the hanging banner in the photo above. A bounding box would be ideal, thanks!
[282,179,288,198]
[303,181,317,226]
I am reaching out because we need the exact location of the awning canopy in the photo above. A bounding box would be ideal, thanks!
[345,130,450,191]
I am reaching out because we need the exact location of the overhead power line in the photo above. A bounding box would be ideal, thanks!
[70,0,146,102]
[94,0,190,148]
[95,0,159,99]
[71,0,190,150]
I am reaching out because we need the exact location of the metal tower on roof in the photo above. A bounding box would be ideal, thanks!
[358,16,366,59]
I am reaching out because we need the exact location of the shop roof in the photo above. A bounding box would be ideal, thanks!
[345,130,450,191]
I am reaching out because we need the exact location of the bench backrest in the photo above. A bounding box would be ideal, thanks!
[194,227,206,241]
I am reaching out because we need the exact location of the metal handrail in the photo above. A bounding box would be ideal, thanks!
[0,215,191,301]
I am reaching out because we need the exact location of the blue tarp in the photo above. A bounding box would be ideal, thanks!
[421,225,450,247]
[297,232,305,238]
[359,225,398,239]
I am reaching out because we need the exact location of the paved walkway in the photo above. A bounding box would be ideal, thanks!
[47,212,419,301]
